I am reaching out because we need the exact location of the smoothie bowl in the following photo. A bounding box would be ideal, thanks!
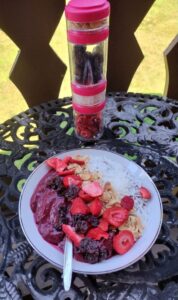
[19,148,163,274]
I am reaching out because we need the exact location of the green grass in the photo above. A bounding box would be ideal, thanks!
[0,0,178,123]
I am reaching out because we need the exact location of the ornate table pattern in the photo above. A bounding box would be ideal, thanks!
[0,93,178,299]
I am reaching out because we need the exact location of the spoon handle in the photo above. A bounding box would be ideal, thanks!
[63,238,73,291]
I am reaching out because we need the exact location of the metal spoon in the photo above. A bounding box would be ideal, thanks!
[63,238,73,291]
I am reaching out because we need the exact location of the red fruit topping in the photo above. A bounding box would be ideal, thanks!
[63,156,72,164]
[79,129,92,139]
[103,206,129,227]
[62,224,83,247]
[76,113,102,139]
[139,187,151,200]
[69,158,85,165]
[87,227,109,240]
[63,156,85,165]
[89,198,103,216]
[46,158,67,173]
[120,196,134,211]
[70,197,90,215]
[57,169,75,176]
[98,218,109,232]
[63,175,82,188]
[82,181,103,197]
[113,230,135,254]
[79,190,94,202]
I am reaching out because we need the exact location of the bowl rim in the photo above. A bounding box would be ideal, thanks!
[19,147,163,274]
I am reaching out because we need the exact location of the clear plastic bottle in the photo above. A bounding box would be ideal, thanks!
[65,0,110,140]
[65,0,110,88]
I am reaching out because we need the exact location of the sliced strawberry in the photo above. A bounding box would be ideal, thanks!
[70,197,90,215]
[89,198,103,216]
[82,181,103,197]
[62,224,83,247]
[103,206,129,227]
[63,156,85,165]
[113,230,135,254]
[120,196,134,211]
[69,158,85,165]
[46,157,58,169]
[139,186,151,200]
[63,156,72,164]
[87,227,109,240]
[46,158,67,173]
[63,175,82,187]
[79,190,94,202]
[57,169,75,176]
[98,218,109,232]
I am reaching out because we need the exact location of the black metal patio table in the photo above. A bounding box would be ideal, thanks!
[0,92,178,300]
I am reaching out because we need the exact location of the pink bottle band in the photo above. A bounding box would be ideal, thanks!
[71,80,107,96]
[67,28,109,45]
[73,100,106,114]
[65,0,110,23]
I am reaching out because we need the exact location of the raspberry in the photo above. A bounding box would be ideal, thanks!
[120,196,134,211]
[75,113,102,140]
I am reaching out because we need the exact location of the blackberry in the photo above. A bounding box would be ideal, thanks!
[79,238,99,254]
[79,236,114,264]
[86,215,99,227]
[93,52,103,64]
[83,252,99,264]
[99,233,114,260]
[79,238,100,263]
[75,220,89,234]
[74,45,87,84]
[47,176,63,190]
[58,205,68,229]
[58,205,67,217]
[74,45,86,65]
[64,185,79,201]
[82,56,94,85]
[93,68,102,84]
[66,213,73,226]
[91,52,103,84]
[99,246,108,261]
[73,214,85,223]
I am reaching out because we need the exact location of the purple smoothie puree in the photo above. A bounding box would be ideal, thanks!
[31,170,67,245]
[30,168,114,264]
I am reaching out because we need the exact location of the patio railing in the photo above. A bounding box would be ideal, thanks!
[0,0,177,107]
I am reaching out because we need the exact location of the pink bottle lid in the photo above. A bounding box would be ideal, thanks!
[73,100,106,114]
[71,80,107,96]
[65,0,110,23]
[67,28,109,44]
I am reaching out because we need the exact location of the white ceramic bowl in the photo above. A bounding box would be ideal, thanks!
[19,148,163,274]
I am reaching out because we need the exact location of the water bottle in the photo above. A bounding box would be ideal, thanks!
[65,0,110,141]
